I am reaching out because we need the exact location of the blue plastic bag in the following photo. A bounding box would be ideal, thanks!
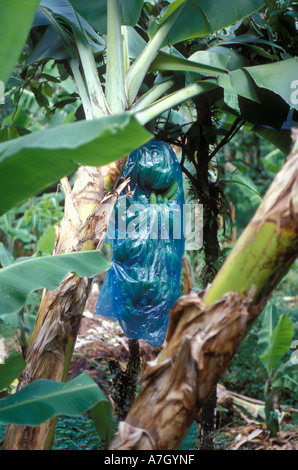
[95,139,185,346]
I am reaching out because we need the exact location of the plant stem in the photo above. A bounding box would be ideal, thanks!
[131,78,175,112]
[121,26,130,74]
[135,82,216,125]
[106,0,126,113]
[203,222,298,308]
[126,5,183,107]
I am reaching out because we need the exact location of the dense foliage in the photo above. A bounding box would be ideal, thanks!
[0,0,297,450]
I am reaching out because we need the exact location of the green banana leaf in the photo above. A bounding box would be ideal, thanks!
[258,305,294,373]
[158,0,265,46]
[230,69,261,103]
[149,50,229,77]
[28,0,105,64]
[0,0,40,85]
[90,399,114,445]
[244,58,298,110]
[208,45,250,71]
[258,303,279,352]
[0,352,26,392]
[253,126,292,155]
[0,250,111,315]
[0,113,151,215]
[68,0,144,33]
[35,0,105,43]
[0,372,111,427]
[238,86,290,129]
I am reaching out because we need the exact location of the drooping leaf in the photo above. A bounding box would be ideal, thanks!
[90,399,114,445]
[0,352,26,392]
[0,113,151,215]
[0,250,111,315]
[33,0,82,28]
[208,45,250,71]
[27,25,72,64]
[159,0,265,46]
[245,44,278,61]
[29,0,105,63]
[125,26,147,61]
[34,0,105,42]
[226,173,262,199]
[219,74,241,113]
[150,50,229,77]
[215,33,283,60]
[224,161,262,234]
[0,0,40,85]
[0,373,111,426]
[68,0,144,33]
[238,87,290,129]
[189,50,231,70]
[244,58,298,110]
[258,303,279,352]
[259,313,294,373]
[261,148,285,174]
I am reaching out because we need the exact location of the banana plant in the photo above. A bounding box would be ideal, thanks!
[1,0,298,450]
[1,0,298,213]
[257,302,295,436]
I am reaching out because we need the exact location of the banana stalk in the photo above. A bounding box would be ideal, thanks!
[109,129,298,450]
[3,162,128,450]
[3,0,129,448]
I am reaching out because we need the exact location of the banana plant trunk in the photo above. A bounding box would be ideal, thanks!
[2,160,127,450]
[110,129,298,450]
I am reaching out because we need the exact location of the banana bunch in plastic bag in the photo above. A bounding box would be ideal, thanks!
[95,139,185,346]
